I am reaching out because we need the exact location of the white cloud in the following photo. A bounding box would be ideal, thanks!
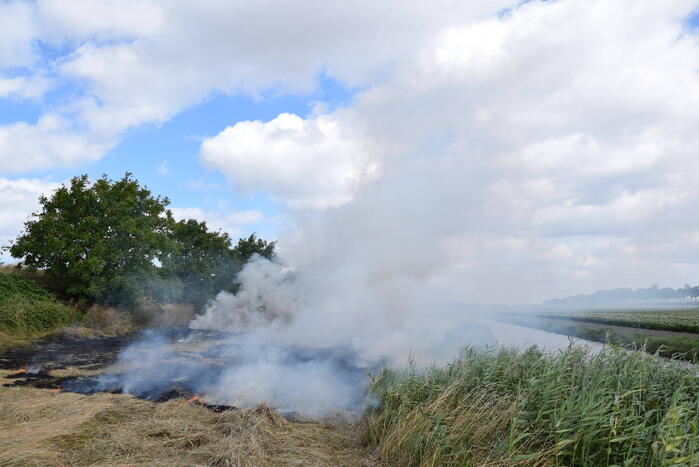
[0,0,516,173]
[0,177,61,262]
[0,1,37,68]
[200,113,379,209]
[170,206,264,239]
[0,116,110,174]
[1,0,699,301]
[217,0,699,302]
[0,75,50,100]
[36,0,163,41]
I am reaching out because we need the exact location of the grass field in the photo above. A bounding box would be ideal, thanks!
[0,370,372,466]
[3,336,698,465]
[544,309,699,334]
[365,345,699,466]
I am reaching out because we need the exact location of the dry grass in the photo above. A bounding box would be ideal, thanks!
[153,303,197,328]
[0,368,376,466]
[80,305,134,336]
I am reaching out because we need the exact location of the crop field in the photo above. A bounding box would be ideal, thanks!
[544,309,699,334]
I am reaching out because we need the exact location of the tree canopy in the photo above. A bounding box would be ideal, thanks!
[7,173,275,309]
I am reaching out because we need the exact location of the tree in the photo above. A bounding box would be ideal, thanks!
[163,226,275,307]
[162,219,240,307]
[8,174,174,306]
[232,233,276,264]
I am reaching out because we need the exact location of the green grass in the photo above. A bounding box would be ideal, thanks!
[498,313,699,363]
[545,309,699,334]
[0,272,80,353]
[364,345,699,466]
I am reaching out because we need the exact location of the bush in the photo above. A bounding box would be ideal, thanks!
[0,273,79,334]
[0,296,78,334]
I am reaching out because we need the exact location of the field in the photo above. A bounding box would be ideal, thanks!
[0,379,370,466]
[2,275,699,465]
[0,337,375,466]
[4,337,698,466]
[544,309,699,334]
[492,308,699,363]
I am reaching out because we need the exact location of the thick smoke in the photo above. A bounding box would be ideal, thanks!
[80,131,605,417]
[191,158,499,364]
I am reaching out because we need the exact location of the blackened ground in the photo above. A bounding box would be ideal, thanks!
[1,334,131,394]
[2,329,368,417]
[0,335,131,373]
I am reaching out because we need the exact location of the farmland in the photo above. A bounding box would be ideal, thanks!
[489,308,699,363]
[544,309,699,334]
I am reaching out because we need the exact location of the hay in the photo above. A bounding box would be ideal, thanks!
[0,368,377,466]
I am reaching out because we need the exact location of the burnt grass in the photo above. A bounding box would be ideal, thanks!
[1,330,236,412]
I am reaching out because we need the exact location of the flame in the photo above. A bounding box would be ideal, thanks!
[185,396,200,404]
[50,388,61,393]
[16,365,28,374]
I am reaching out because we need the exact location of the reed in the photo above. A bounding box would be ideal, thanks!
[364,345,699,466]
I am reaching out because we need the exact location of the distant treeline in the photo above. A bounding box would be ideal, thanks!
[544,284,699,306]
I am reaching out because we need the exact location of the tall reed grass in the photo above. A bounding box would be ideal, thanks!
[364,345,699,466]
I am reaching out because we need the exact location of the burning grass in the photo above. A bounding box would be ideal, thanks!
[364,345,699,466]
[0,368,375,466]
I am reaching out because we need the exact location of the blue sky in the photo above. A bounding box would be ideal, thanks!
[2,70,357,241]
[1,0,699,303]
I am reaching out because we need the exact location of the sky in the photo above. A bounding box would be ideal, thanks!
[1,0,699,303]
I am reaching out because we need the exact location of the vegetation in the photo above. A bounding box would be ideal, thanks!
[545,309,699,334]
[364,345,699,466]
[561,323,699,363]
[0,383,369,466]
[7,174,174,307]
[164,221,275,307]
[0,272,79,351]
[5,173,275,309]
[493,311,699,362]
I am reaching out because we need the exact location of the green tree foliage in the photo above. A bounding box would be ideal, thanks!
[232,233,276,265]
[163,226,276,307]
[163,219,238,307]
[8,174,174,307]
[6,173,276,310]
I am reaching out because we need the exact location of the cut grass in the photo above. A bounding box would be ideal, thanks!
[364,345,699,466]
[0,368,375,466]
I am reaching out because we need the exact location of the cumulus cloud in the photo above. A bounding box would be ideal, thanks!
[0,1,36,68]
[0,0,516,173]
[170,206,264,239]
[0,177,60,262]
[0,116,109,174]
[195,0,699,302]
[200,113,379,209]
